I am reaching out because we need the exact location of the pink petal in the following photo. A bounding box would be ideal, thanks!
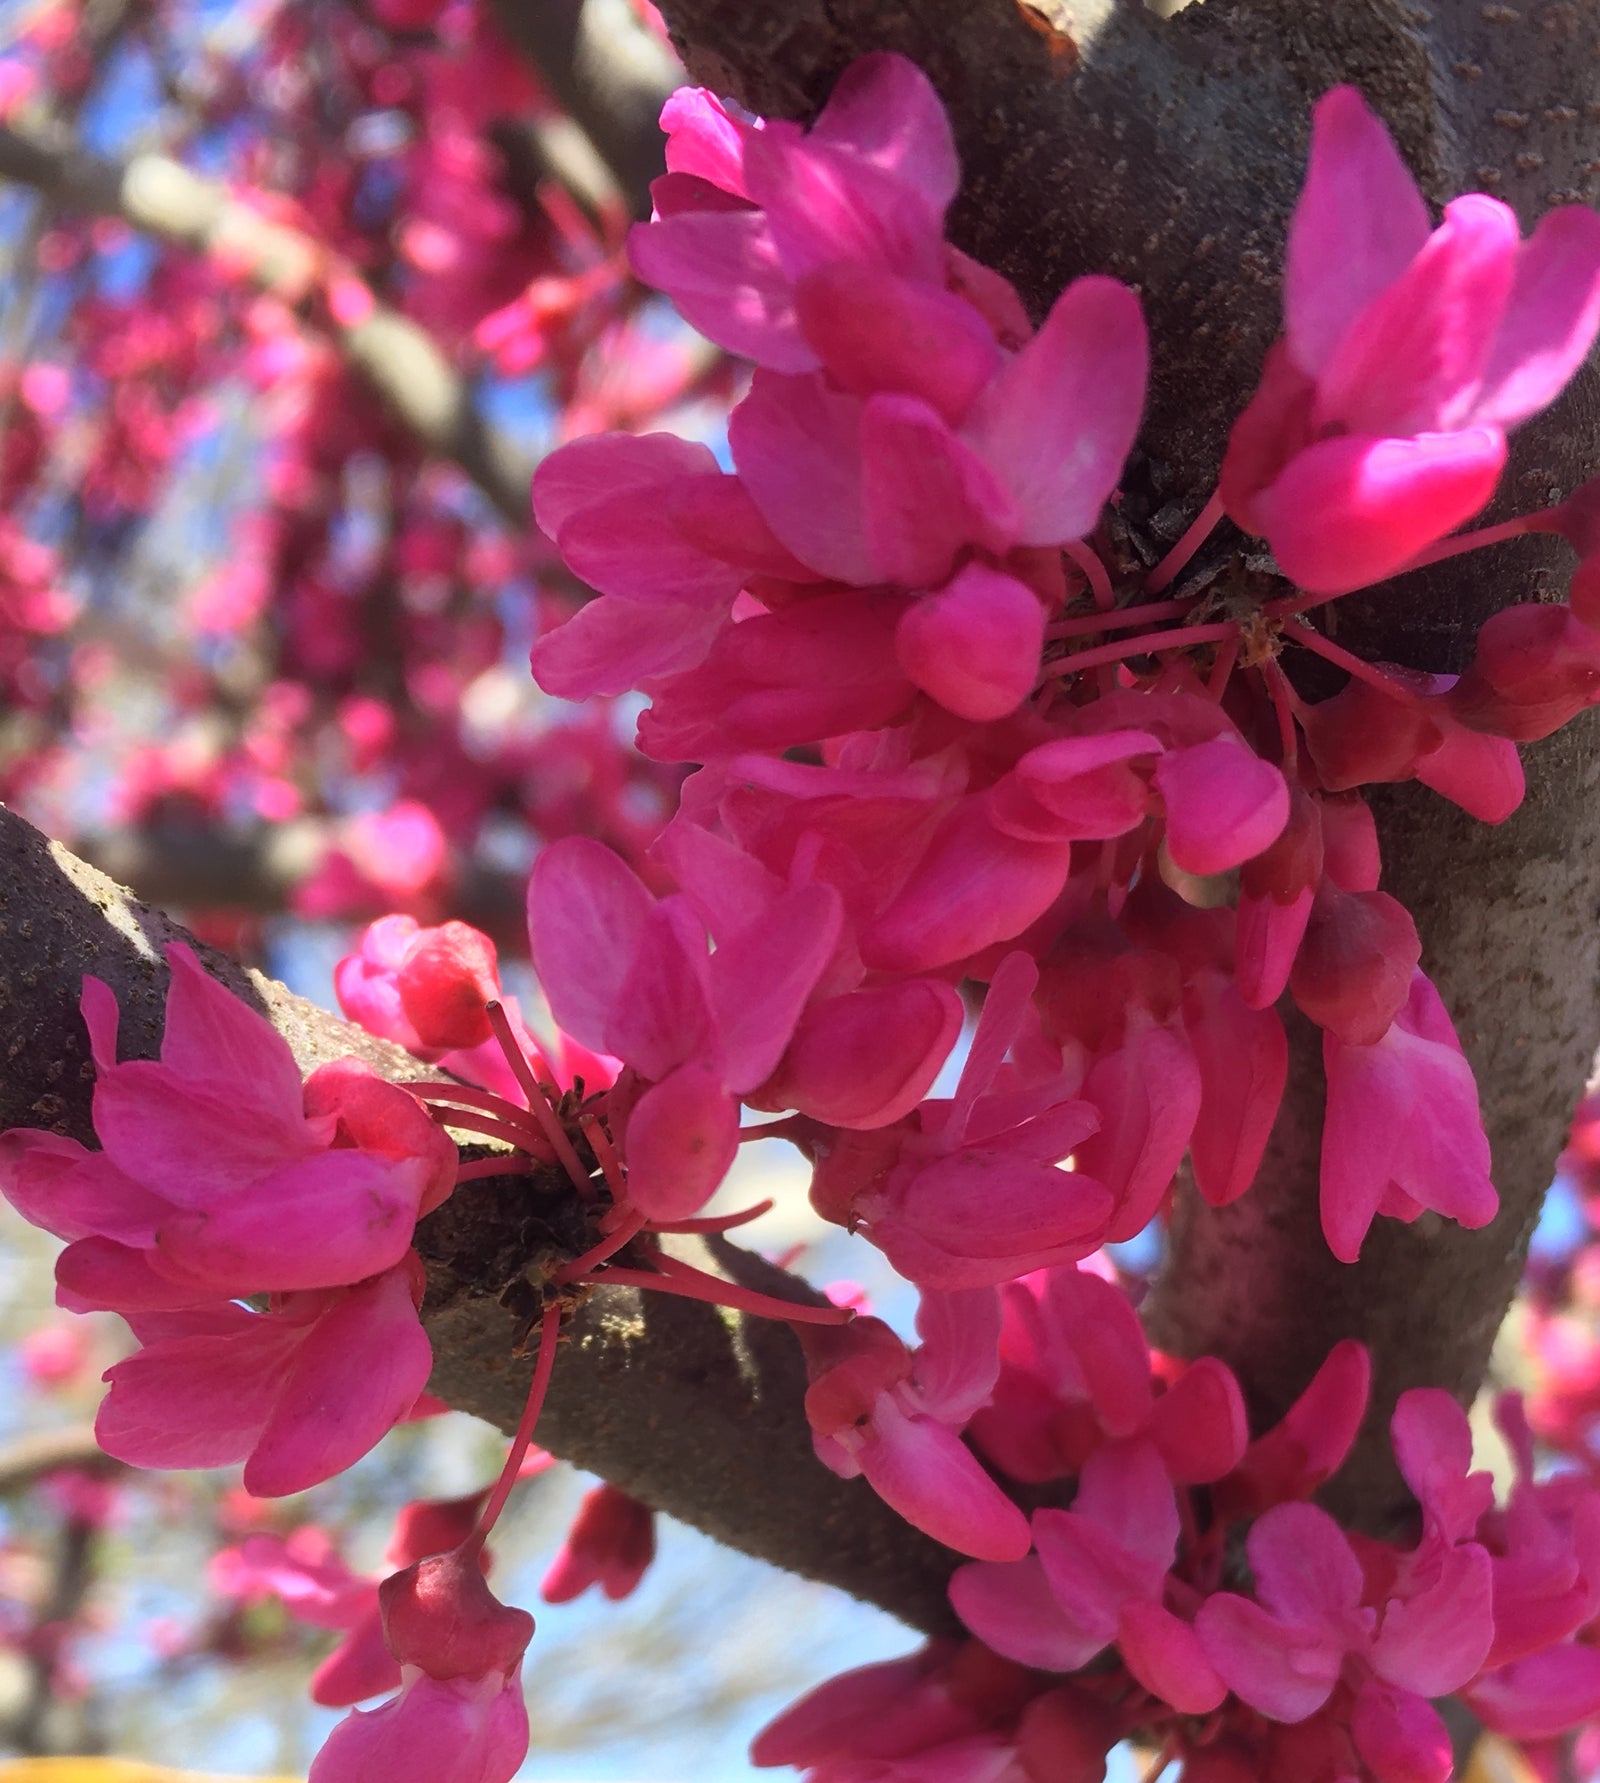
[97,1312,299,1471]
[312,1613,400,1709]
[1195,1591,1342,1722]
[991,730,1161,844]
[862,797,1074,974]
[1370,1543,1494,1697]
[627,210,813,371]
[160,943,306,1119]
[1315,194,1520,437]
[56,1238,215,1313]
[1350,1678,1451,1783]
[1116,1600,1227,1715]
[728,371,872,582]
[810,53,959,218]
[1390,1387,1492,1545]
[1247,1500,1364,1625]
[660,88,752,195]
[1148,1358,1249,1485]
[1155,738,1289,877]
[1474,203,1600,428]
[861,396,1017,587]
[1077,1024,1202,1243]
[858,1393,1031,1560]
[526,838,654,1053]
[949,1555,1101,1671]
[794,263,1002,424]
[550,483,752,609]
[758,978,964,1130]
[895,564,1043,721]
[1414,723,1525,823]
[1045,1267,1154,1438]
[155,1148,425,1295]
[708,881,842,1094]
[309,1669,529,1783]
[622,1063,740,1222]
[962,277,1148,546]
[869,1151,1113,1290]
[530,592,727,701]
[609,898,716,1081]
[0,1129,169,1245]
[1285,86,1431,377]
[245,1267,432,1496]
[912,1286,1002,1425]
[1185,974,1288,1207]
[1466,1644,1600,1741]
[1061,1439,1179,1576]
[1253,427,1507,595]
[532,431,720,538]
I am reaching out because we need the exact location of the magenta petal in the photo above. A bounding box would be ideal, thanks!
[1148,1359,1249,1485]
[1185,975,1288,1208]
[553,484,752,609]
[311,1613,400,1708]
[1467,1645,1600,1741]
[1390,1387,1492,1544]
[810,53,959,218]
[949,1555,1100,1671]
[156,1148,424,1294]
[1285,87,1431,377]
[627,210,814,372]
[532,431,718,536]
[1371,1544,1494,1697]
[709,881,842,1094]
[527,837,654,1052]
[871,1150,1113,1289]
[1414,724,1525,823]
[531,592,727,701]
[729,370,872,583]
[795,262,1002,424]
[246,1268,432,1496]
[1045,1268,1153,1438]
[759,978,963,1131]
[1247,1501,1364,1625]
[896,564,1043,722]
[609,898,716,1080]
[160,944,307,1120]
[56,1237,216,1313]
[1061,1440,1179,1576]
[309,1670,529,1783]
[1350,1679,1451,1783]
[1315,194,1520,437]
[1156,738,1289,877]
[858,1394,1031,1560]
[1117,1601,1226,1715]
[1474,203,1600,428]
[623,1064,740,1222]
[1194,1592,1341,1723]
[1253,427,1506,594]
[861,395,1017,587]
[994,730,1161,844]
[912,1287,1002,1425]
[92,1064,314,1204]
[962,276,1148,546]
[0,1128,169,1244]
[97,1311,298,1471]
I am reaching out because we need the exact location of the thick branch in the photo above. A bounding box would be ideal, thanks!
[0,808,957,1633]
[0,124,535,528]
[651,0,1600,1529]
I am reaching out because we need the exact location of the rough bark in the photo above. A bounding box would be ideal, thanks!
[648,0,1600,1532]
[0,807,959,1633]
[0,125,536,527]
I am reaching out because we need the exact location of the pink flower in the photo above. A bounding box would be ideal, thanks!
[800,1287,1030,1561]
[94,1256,433,1496]
[1223,84,1600,592]
[0,944,455,1303]
[951,1440,1226,1714]
[335,916,501,1054]
[310,1546,533,1783]
[541,1485,656,1603]
[528,835,841,1220]
[1319,968,1497,1261]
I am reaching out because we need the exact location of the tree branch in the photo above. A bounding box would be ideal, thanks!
[0,807,958,1634]
[649,0,1600,1531]
[0,123,536,528]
